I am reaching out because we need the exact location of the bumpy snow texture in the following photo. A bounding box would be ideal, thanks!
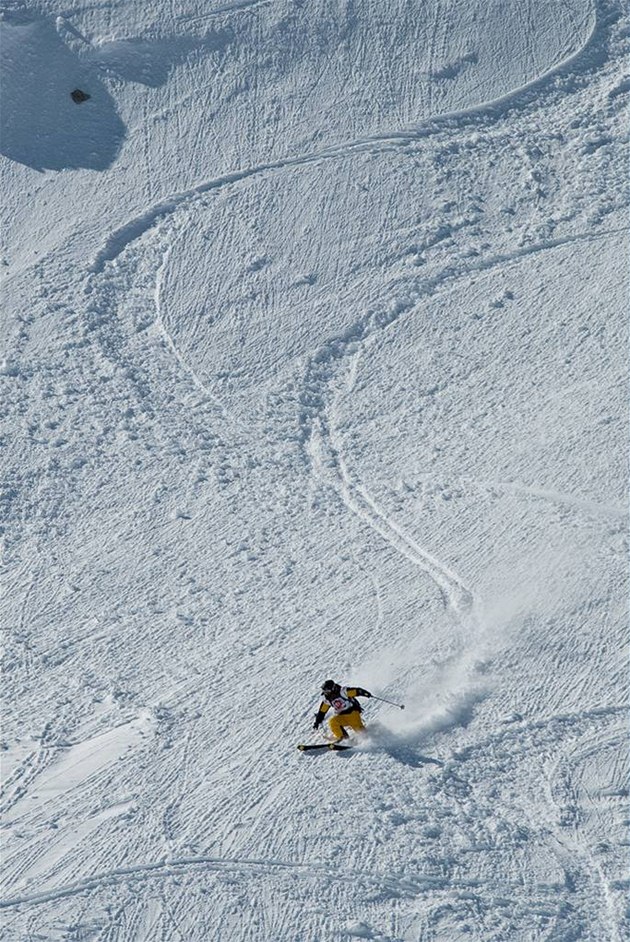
[1,1,628,940]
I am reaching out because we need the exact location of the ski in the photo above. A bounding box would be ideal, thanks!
[297,742,352,752]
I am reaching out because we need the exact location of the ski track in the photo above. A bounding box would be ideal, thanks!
[542,721,629,942]
[80,0,621,481]
[413,474,627,522]
[87,0,606,276]
[2,709,626,931]
[289,216,625,621]
[3,706,624,917]
[2,1,627,939]
[0,854,452,911]
[308,415,472,616]
[0,843,579,913]
[460,705,629,942]
[178,0,275,26]
[150,226,252,437]
[0,740,54,819]
[452,702,627,761]
[135,206,614,636]
[102,191,624,530]
[294,224,621,635]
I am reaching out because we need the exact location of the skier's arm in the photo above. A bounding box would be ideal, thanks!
[347,687,372,698]
[313,701,330,728]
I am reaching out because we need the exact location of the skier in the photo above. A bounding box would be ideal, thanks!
[313,679,372,742]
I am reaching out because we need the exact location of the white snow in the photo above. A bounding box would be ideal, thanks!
[1,1,628,940]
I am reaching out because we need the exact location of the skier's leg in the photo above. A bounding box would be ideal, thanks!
[328,715,348,741]
[344,711,366,734]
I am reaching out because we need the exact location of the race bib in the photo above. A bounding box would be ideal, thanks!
[330,693,352,713]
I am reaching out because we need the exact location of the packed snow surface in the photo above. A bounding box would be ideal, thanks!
[1,0,628,940]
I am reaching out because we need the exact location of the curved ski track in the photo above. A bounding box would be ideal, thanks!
[88,0,605,275]
[81,0,619,489]
[4,3,626,939]
[307,415,473,617]
[80,0,620,671]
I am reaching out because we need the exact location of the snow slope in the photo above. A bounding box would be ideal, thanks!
[1,1,628,940]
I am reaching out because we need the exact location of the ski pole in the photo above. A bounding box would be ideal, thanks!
[371,695,405,710]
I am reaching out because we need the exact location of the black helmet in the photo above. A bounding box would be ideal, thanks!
[321,679,338,695]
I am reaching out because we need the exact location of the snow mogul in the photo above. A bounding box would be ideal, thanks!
[313,679,372,743]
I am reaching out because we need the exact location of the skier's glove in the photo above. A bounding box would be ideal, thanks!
[313,719,321,730]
